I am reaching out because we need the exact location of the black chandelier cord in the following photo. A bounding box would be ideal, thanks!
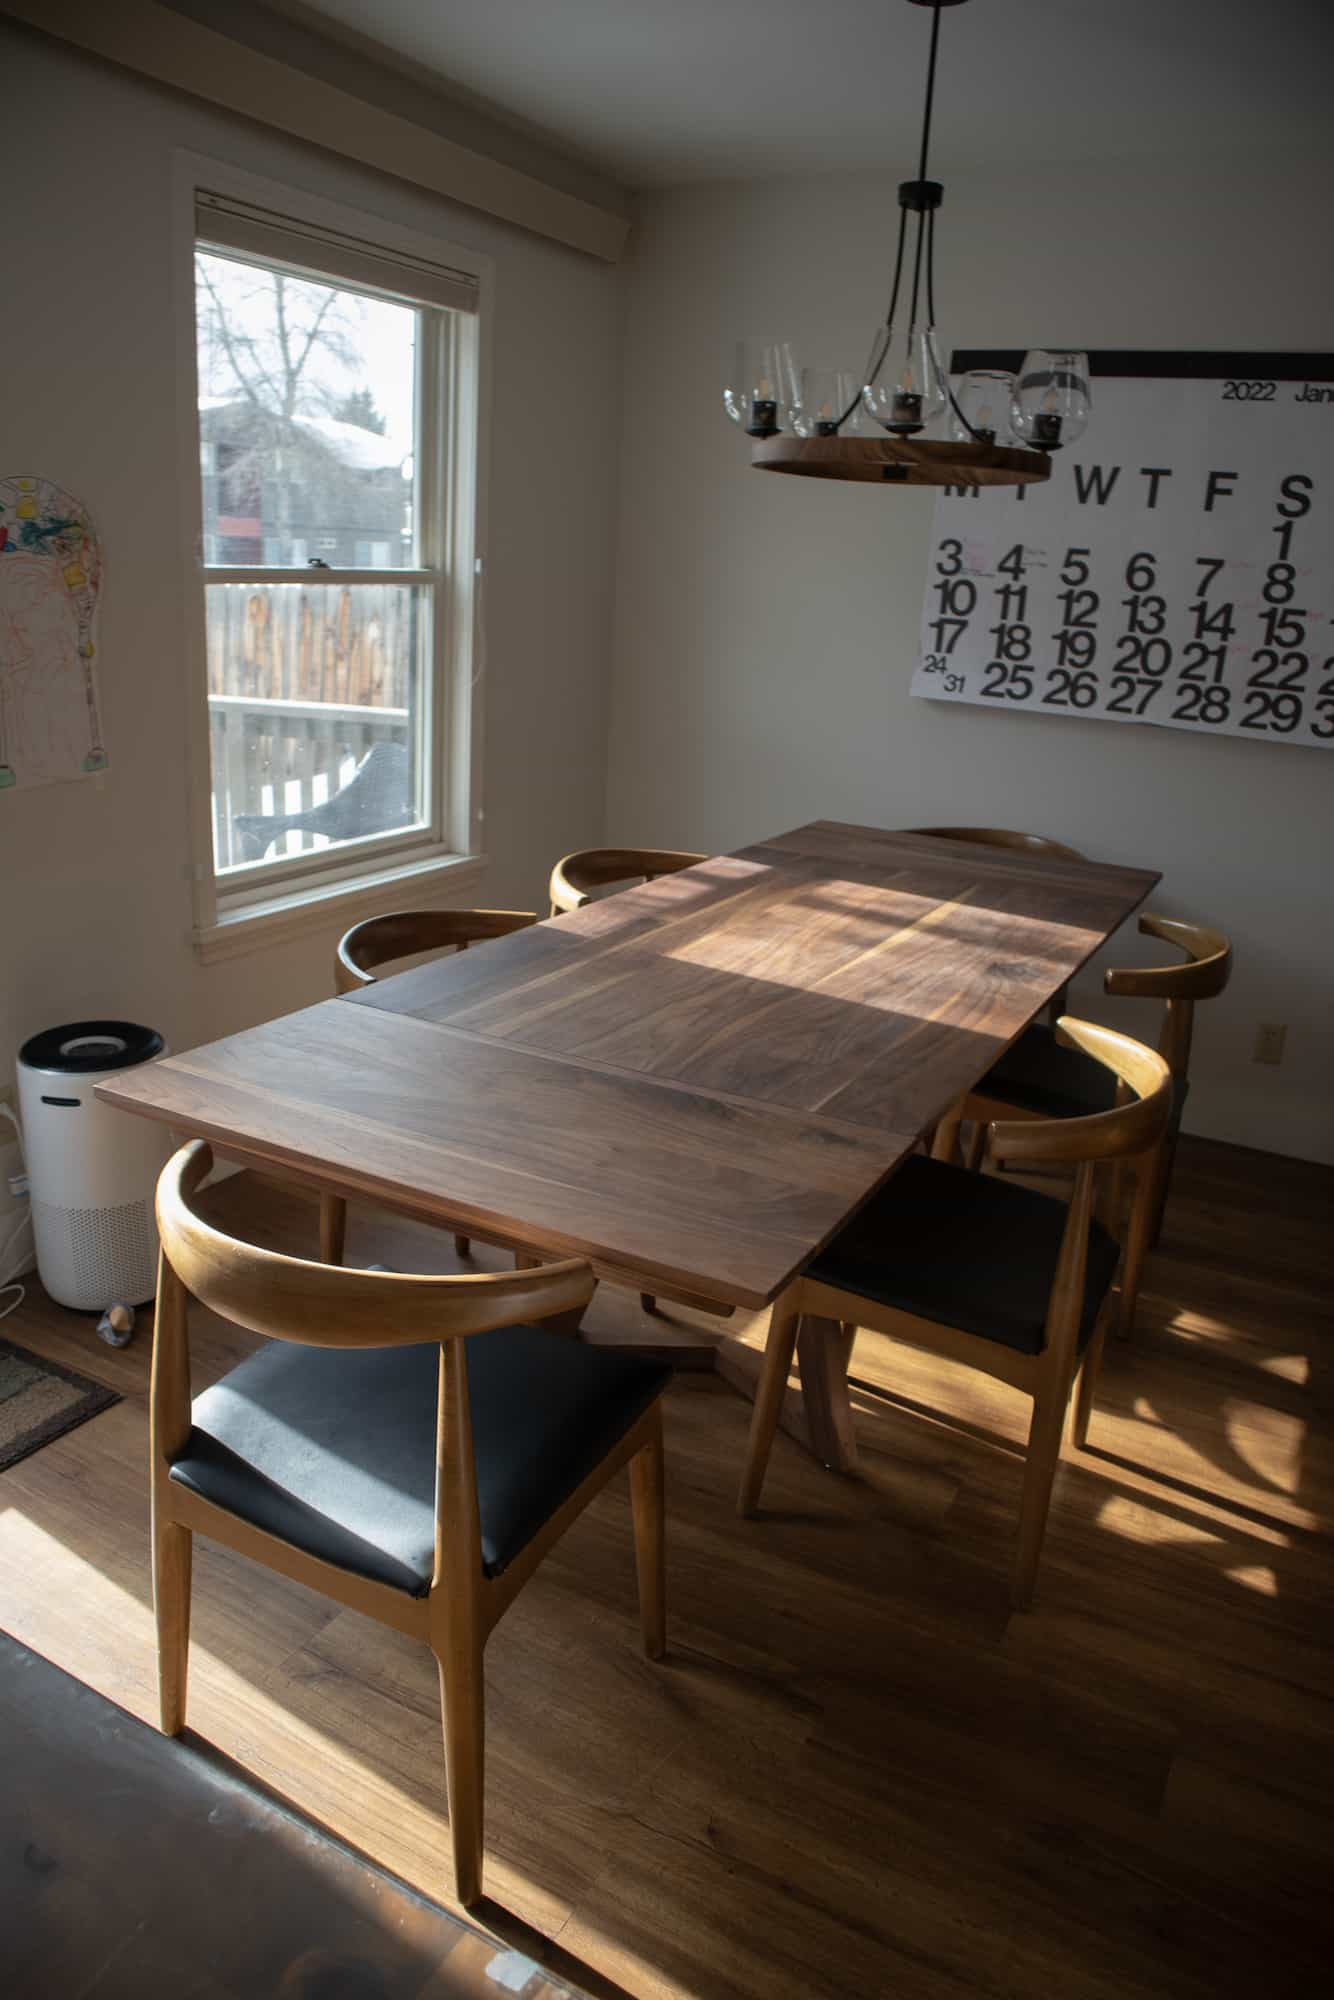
[837,197,909,429]
[925,201,939,326]
[834,0,947,434]
[905,205,927,353]
[919,5,983,444]
[916,1,944,188]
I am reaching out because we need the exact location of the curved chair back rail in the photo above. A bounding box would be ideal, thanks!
[158,1141,595,1344]
[335,907,538,993]
[988,1018,1172,1167]
[549,846,706,916]
[908,826,1088,863]
[1104,914,1233,1079]
[1106,914,1233,997]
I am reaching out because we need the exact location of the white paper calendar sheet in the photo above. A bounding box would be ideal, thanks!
[914,353,1334,750]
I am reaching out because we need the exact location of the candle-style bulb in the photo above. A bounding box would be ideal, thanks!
[723,339,800,437]
[864,325,947,437]
[1010,350,1091,450]
[949,368,1014,446]
[793,366,864,438]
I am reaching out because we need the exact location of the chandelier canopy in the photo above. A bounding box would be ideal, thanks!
[725,0,1091,490]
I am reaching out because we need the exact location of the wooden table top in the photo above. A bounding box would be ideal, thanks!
[100,823,1158,1308]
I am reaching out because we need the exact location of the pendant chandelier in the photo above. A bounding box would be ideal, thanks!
[724,0,1091,489]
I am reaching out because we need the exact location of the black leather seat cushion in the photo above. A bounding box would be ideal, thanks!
[169,1325,670,1596]
[808,1155,1120,1356]
[979,1022,1188,1131]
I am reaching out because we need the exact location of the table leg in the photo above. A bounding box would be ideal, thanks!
[796,1315,859,1473]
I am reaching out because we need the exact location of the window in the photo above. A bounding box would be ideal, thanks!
[186,188,484,948]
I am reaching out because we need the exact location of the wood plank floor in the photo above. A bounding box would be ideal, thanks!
[0,1136,1330,1999]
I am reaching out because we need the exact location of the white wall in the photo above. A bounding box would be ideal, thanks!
[606,156,1334,1164]
[0,22,624,1086]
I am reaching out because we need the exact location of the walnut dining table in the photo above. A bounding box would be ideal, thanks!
[99,821,1158,1472]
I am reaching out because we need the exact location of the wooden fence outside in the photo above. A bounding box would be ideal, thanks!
[205,581,415,708]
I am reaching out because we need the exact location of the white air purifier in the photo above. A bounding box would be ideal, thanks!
[17,1021,172,1311]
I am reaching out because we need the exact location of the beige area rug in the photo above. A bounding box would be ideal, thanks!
[0,1339,119,1471]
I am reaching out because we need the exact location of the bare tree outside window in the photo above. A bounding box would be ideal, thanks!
[196,255,416,568]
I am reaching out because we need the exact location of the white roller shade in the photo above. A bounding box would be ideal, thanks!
[195,191,479,313]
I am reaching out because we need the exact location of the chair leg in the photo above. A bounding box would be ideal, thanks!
[962,1122,987,1173]
[640,1293,658,1314]
[1147,1133,1176,1248]
[1116,1152,1157,1342]
[454,1235,471,1258]
[153,1514,192,1736]
[318,1191,346,1266]
[797,1315,859,1474]
[629,1410,667,1659]
[931,1100,964,1163]
[738,1293,802,1516]
[1012,1382,1067,1611]
[1070,1320,1108,1450]
[433,1628,486,1909]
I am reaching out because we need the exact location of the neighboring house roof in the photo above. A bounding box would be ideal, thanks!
[199,399,409,475]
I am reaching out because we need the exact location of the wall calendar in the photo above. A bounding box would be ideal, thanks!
[913,352,1334,750]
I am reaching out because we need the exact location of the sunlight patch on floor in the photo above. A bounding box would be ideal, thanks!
[1094,1493,1227,1550]
[0,1514,406,1810]
[1225,1564,1280,1598]
[1221,1400,1307,1497]
[1165,1313,1311,1384]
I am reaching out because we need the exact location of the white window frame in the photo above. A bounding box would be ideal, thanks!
[173,156,491,962]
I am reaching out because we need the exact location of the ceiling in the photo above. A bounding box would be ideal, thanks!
[278,0,1334,189]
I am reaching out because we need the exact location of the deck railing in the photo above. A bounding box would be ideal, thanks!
[208,693,410,869]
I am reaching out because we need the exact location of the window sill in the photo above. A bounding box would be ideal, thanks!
[194,851,488,965]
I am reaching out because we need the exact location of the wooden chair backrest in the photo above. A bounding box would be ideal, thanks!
[988,1019,1171,1367]
[335,908,538,994]
[549,848,706,916]
[910,826,1088,863]
[1103,915,1233,1077]
[988,1018,1171,1168]
[155,1141,594,1347]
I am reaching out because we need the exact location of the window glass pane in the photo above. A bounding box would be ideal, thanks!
[196,250,418,568]
[206,582,428,873]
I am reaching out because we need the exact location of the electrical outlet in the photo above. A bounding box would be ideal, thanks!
[1253,1023,1287,1066]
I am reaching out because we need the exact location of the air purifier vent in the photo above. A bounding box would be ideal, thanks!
[31,1198,160,1310]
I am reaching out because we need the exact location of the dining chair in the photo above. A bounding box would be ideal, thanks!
[962,915,1232,1248]
[323,908,538,1267]
[737,1020,1171,1610]
[909,824,1088,865]
[151,1139,668,1910]
[548,847,706,917]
